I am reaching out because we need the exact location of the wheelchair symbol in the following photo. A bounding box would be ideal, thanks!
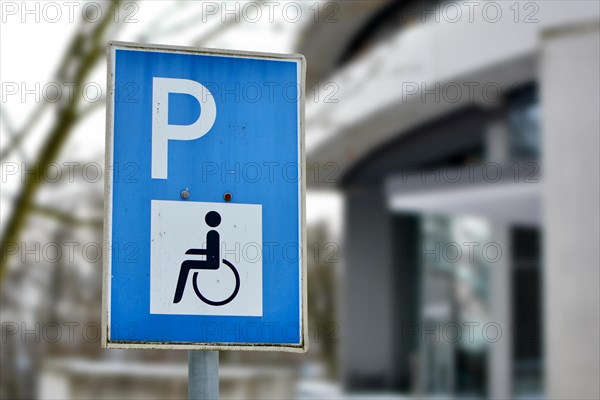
[173,211,240,306]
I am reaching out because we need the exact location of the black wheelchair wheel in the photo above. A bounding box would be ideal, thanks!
[192,259,240,306]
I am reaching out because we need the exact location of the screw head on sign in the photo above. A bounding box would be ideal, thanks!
[224,192,232,202]
[180,189,190,200]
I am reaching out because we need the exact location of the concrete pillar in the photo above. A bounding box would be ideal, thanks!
[341,186,394,390]
[486,121,510,163]
[542,20,600,399]
[488,223,512,399]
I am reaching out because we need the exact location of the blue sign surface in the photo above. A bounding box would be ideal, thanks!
[103,42,306,351]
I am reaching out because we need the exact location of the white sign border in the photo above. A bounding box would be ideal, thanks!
[101,41,307,353]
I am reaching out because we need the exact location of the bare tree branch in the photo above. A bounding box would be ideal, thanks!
[0,0,123,280]
[0,102,50,161]
[31,204,103,229]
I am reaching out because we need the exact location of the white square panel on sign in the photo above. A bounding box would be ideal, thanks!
[150,200,262,316]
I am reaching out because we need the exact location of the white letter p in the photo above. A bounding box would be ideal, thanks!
[152,77,217,179]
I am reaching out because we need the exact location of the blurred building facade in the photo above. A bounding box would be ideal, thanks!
[301,1,599,399]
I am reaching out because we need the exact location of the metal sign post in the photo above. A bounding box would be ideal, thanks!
[188,351,219,400]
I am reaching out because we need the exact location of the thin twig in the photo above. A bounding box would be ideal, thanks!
[31,204,103,228]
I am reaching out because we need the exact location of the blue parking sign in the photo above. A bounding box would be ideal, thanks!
[102,42,307,352]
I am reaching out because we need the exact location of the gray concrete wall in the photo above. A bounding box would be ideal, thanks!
[542,20,600,400]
